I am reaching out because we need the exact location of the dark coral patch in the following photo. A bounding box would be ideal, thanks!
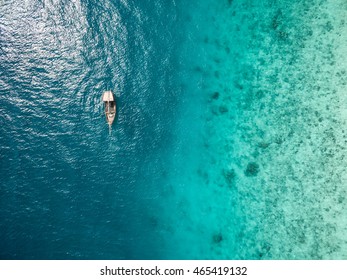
[278,30,289,41]
[274,136,285,145]
[258,142,270,149]
[212,233,223,244]
[211,91,220,100]
[193,66,203,72]
[223,168,236,184]
[271,9,283,30]
[234,81,244,90]
[245,162,260,177]
[219,105,229,114]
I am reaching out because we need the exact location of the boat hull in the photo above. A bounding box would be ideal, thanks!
[102,91,116,126]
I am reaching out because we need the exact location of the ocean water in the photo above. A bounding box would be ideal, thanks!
[163,0,347,259]
[0,0,180,259]
[1,0,347,260]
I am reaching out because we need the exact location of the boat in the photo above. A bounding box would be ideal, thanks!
[102,90,116,128]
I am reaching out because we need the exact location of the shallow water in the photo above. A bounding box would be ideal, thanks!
[165,0,347,259]
[1,0,347,259]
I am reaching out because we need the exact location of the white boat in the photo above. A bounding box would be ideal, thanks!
[102,90,116,128]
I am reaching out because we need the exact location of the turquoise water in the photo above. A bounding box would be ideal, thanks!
[1,0,347,259]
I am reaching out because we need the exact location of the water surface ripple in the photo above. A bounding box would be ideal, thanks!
[0,0,178,259]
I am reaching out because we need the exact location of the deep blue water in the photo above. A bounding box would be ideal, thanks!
[0,0,182,259]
